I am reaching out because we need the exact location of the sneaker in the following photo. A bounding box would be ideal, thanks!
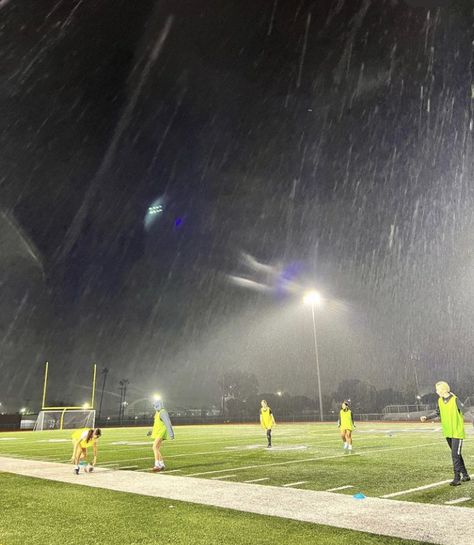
[152,466,162,473]
[74,468,79,475]
[450,479,461,486]
[461,475,471,482]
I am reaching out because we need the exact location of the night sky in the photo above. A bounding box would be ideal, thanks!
[0,0,473,410]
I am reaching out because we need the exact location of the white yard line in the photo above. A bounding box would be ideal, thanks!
[244,477,269,483]
[444,497,470,505]
[211,474,237,480]
[188,441,440,477]
[326,485,354,492]
[283,481,308,487]
[0,456,471,545]
[381,480,452,498]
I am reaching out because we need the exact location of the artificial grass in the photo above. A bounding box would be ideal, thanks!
[0,472,429,545]
[0,423,471,504]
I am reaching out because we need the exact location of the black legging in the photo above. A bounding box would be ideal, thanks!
[446,438,468,477]
[266,429,272,446]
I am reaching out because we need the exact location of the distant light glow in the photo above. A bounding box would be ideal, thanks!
[276,391,282,397]
[82,402,90,409]
[20,407,26,414]
[144,197,165,230]
[152,393,162,401]
[303,290,322,306]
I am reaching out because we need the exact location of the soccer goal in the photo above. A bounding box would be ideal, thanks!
[34,362,97,431]
[34,408,96,431]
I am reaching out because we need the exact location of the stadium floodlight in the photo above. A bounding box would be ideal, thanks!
[276,391,283,397]
[303,290,322,306]
[20,407,26,414]
[152,393,162,401]
[303,290,324,422]
[82,402,90,409]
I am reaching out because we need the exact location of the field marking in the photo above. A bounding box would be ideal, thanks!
[444,497,470,505]
[283,481,308,487]
[188,441,440,477]
[0,456,471,545]
[116,465,139,470]
[244,477,269,483]
[211,474,237,480]
[381,480,452,498]
[326,485,354,492]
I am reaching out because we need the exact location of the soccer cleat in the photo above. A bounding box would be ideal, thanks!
[152,466,162,472]
[461,475,471,482]
[450,479,461,486]
[74,468,80,475]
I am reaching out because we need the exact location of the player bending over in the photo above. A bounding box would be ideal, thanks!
[338,401,355,452]
[148,399,174,472]
[71,428,102,475]
[260,400,275,448]
[421,381,470,486]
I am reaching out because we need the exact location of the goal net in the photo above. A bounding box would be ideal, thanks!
[34,409,96,431]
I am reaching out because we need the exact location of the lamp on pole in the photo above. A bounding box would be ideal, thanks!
[303,290,324,422]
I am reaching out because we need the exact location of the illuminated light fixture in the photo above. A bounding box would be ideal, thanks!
[303,290,322,306]
[148,205,163,215]
[152,393,161,401]
[82,402,90,409]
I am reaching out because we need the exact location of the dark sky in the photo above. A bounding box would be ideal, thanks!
[0,0,473,410]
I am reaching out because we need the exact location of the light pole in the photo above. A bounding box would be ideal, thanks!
[303,290,324,422]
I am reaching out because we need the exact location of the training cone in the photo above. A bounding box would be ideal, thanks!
[353,493,366,500]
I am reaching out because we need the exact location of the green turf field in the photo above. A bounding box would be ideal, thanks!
[0,471,429,545]
[0,422,472,506]
[1,422,472,545]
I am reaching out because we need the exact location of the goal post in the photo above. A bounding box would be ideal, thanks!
[34,362,98,431]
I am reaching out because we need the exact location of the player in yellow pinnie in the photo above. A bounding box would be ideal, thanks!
[71,428,102,474]
[260,400,275,448]
[338,401,355,452]
[148,399,174,472]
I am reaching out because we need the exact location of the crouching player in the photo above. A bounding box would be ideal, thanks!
[338,401,355,452]
[148,399,174,472]
[421,381,470,486]
[71,428,102,475]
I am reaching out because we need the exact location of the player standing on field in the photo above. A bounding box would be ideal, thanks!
[148,399,174,472]
[260,400,275,448]
[338,401,355,452]
[421,381,470,486]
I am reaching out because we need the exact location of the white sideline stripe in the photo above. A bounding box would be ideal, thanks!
[381,480,451,498]
[283,481,308,487]
[188,441,440,477]
[116,465,138,470]
[444,497,470,505]
[326,485,353,492]
[0,456,472,545]
[211,474,237,480]
[244,477,269,483]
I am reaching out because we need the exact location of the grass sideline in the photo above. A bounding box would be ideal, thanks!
[0,472,430,545]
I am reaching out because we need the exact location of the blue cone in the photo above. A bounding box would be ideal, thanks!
[353,493,366,500]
